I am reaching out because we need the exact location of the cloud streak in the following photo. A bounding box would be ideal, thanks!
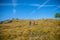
[0,3,56,7]
[57,6,60,8]
[12,0,17,7]
[29,0,50,15]
[0,0,59,15]
[25,4,56,7]
[12,0,17,14]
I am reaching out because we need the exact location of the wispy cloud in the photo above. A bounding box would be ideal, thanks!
[25,4,56,7]
[0,3,56,7]
[53,6,60,11]
[13,9,16,14]
[0,4,12,6]
[57,6,60,8]
[29,0,50,14]
[0,3,18,6]
[12,0,17,7]
[27,4,40,6]
[0,0,18,6]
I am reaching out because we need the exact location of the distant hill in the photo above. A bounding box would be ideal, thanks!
[0,19,60,40]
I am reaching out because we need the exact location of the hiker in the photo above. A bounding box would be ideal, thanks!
[29,20,36,26]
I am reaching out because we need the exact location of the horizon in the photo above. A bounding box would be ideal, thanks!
[0,18,60,22]
[0,0,60,21]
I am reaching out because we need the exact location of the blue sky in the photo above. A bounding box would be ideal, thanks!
[0,0,60,21]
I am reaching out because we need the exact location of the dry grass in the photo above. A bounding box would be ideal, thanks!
[0,19,60,40]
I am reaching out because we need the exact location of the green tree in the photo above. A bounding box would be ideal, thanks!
[55,13,60,18]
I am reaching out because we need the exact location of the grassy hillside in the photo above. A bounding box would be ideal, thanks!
[0,19,60,40]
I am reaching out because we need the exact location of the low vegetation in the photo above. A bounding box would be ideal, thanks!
[0,19,60,40]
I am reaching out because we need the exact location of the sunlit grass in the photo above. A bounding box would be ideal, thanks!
[0,19,60,40]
